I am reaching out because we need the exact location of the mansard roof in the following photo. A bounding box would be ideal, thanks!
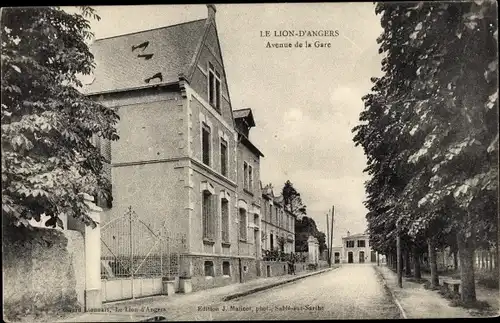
[83,18,207,95]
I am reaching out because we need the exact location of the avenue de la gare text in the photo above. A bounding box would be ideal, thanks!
[266,40,332,48]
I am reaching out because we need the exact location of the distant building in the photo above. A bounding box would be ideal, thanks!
[331,231,378,264]
[260,184,296,255]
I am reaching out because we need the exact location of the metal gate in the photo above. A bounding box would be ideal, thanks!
[100,206,186,302]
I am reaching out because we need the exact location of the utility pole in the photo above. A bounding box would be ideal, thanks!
[326,212,331,267]
[330,205,335,266]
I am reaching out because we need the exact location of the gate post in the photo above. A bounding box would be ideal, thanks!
[83,194,103,311]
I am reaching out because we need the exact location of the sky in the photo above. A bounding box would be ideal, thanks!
[66,4,384,247]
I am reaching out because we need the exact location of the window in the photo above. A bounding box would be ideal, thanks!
[239,209,247,241]
[202,123,211,166]
[248,165,253,191]
[357,240,366,248]
[208,62,221,111]
[204,261,214,277]
[270,233,274,250]
[202,191,215,241]
[243,162,248,189]
[221,198,229,242]
[285,214,288,231]
[220,138,228,177]
[346,240,355,248]
[215,71,221,109]
[222,261,231,276]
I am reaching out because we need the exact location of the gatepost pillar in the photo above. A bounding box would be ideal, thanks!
[82,194,103,310]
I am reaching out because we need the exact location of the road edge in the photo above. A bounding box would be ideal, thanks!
[222,267,339,302]
[373,265,408,319]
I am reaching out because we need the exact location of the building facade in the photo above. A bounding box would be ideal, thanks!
[85,5,266,295]
[337,232,376,264]
[233,108,264,278]
[260,185,296,255]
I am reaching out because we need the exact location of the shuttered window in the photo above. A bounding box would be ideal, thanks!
[221,198,229,242]
[202,123,211,166]
[239,209,247,241]
[220,138,228,176]
[202,191,215,240]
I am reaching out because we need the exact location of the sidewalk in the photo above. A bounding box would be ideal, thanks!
[375,265,473,318]
[420,272,500,313]
[57,266,337,322]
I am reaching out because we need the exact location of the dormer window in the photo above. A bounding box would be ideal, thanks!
[208,62,221,112]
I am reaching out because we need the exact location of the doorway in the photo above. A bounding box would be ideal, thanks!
[359,251,365,263]
[348,252,353,263]
[334,252,340,264]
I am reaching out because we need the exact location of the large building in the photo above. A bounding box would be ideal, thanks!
[260,184,296,255]
[85,5,267,300]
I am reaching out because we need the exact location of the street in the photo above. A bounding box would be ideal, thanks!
[165,264,402,321]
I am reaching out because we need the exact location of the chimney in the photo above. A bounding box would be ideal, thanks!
[347,231,350,237]
[207,4,216,20]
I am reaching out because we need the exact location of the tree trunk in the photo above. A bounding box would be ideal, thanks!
[413,246,421,279]
[377,252,380,266]
[489,251,493,271]
[453,251,458,271]
[404,250,412,276]
[481,251,485,269]
[443,247,447,269]
[457,232,476,304]
[428,238,439,288]
[397,233,402,288]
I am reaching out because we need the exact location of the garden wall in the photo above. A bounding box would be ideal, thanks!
[3,226,85,320]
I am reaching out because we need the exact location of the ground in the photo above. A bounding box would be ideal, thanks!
[164,264,401,320]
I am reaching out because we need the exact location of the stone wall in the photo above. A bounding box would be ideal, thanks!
[295,262,308,274]
[260,261,289,277]
[185,255,258,292]
[3,226,85,320]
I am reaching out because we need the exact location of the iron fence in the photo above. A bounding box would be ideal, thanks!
[100,206,187,280]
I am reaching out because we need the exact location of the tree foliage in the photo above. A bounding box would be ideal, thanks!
[353,0,497,251]
[353,0,498,302]
[1,7,119,229]
[294,216,327,253]
[282,180,307,218]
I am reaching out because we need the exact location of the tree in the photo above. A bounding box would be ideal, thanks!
[1,7,119,230]
[294,216,327,253]
[277,236,285,252]
[316,231,327,254]
[353,0,498,304]
[282,180,307,218]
